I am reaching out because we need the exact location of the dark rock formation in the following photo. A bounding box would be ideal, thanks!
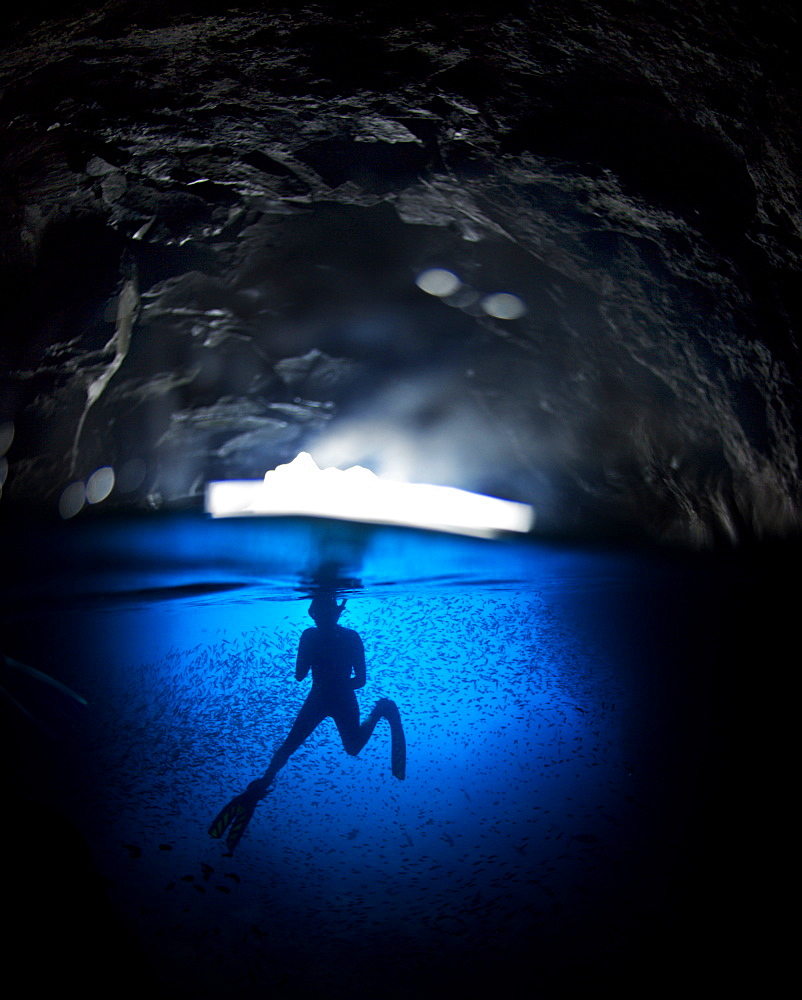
[1,1,800,544]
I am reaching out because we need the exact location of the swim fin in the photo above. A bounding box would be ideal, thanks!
[208,789,259,854]
[384,700,406,780]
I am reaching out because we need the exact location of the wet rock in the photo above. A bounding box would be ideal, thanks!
[0,1,799,543]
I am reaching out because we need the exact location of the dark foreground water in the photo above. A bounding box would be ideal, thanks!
[1,515,787,999]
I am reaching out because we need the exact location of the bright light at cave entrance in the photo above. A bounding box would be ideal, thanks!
[205,452,534,536]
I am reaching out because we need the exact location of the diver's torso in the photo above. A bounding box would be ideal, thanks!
[302,625,361,694]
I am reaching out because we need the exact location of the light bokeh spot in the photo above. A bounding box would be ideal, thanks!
[86,466,116,504]
[0,421,13,457]
[117,458,147,493]
[59,481,86,519]
[415,268,462,297]
[480,292,527,319]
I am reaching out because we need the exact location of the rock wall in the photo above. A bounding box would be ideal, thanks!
[1,1,800,544]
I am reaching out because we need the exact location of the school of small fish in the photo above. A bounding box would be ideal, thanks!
[58,586,654,995]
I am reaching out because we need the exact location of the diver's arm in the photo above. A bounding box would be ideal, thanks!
[351,633,366,689]
[295,629,313,682]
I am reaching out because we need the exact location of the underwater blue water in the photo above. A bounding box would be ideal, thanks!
[3,514,764,998]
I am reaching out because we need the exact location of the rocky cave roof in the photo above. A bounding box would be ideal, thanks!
[1,0,800,545]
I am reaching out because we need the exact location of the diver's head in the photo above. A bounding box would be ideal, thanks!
[308,594,346,626]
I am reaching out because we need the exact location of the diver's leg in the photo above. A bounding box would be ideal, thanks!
[210,696,326,849]
[332,693,366,756]
[249,695,326,796]
[335,697,406,779]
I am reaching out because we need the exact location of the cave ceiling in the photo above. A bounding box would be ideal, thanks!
[1,1,800,545]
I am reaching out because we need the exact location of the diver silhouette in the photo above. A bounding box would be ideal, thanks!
[209,594,405,853]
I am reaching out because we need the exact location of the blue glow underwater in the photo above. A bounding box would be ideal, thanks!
[1,514,770,999]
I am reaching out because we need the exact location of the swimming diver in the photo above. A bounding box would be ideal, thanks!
[209,594,405,853]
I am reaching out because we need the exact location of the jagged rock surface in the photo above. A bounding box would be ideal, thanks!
[1,1,800,544]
